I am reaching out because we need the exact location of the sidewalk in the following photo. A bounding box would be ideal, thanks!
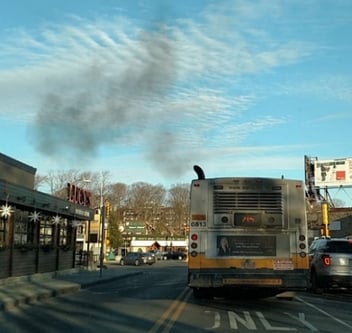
[0,263,142,312]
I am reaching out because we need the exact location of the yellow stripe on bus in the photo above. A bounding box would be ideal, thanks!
[188,254,309,270]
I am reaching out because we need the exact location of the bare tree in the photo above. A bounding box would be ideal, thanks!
[124,182,166,234]
[34,174,48,191]
[84,170,111,208]
[126,182,166,208]
[167,184,190,233]
[46,169,81,195]
[36,169,111,207]
[36,169,192,238]
[106,182,127,207]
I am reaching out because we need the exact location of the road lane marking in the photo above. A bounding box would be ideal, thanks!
[227,311,297,331]
[256,312,296,331]
[284,312,318,331]
[228,311,256,330]
[204,310,221,329]
[161,288,192,333]
[148,287,191,333]
[296,296,352,330]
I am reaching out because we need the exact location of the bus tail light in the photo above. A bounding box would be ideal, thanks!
[321,254,331,266]
[298,234,306,257]
[190,233,198,257]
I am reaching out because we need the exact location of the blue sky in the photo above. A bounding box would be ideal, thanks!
[1,0,352,201]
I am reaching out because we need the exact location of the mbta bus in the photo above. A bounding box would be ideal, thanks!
[188,166,309,298]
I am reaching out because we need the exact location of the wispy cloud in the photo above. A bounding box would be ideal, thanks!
[0,1,315,178]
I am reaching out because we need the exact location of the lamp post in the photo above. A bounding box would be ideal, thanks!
[80,179,92,268]
[99,175,105,278]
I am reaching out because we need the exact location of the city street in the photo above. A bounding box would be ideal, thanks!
[0,261,351,333]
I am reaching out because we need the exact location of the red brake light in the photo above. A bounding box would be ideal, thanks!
[322,254,331,266]
[191,234,198,241]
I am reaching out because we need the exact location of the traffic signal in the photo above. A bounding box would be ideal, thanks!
[105,200,111,217]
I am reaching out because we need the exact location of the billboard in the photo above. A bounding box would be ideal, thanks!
[314,158,352,187]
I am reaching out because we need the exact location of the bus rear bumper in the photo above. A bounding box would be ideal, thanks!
[188,271,309,290]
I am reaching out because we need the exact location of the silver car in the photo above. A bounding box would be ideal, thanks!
[120,252,144,266]
[141,252,156,265]
[309,237,352,292]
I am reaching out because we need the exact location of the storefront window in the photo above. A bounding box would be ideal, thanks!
[40,218,54,246]
[59,219,73,249]
[14,211,34,246]
[60,219,68,246]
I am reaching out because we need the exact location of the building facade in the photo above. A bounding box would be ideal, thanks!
[0,153,94,279]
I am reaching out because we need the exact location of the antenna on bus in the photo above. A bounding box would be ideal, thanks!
[193,165,205,180]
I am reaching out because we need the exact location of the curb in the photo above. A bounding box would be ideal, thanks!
[0,272,143,312]
[0,280,81,312]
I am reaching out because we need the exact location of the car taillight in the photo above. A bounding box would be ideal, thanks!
[321,254,331,266]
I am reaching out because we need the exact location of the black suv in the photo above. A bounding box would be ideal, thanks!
[308,237,352,292]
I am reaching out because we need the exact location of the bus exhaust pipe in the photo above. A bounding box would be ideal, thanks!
[193,165,205,180]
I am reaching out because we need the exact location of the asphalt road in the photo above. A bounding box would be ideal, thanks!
[0,261,351,333]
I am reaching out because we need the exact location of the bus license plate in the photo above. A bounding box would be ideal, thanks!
[273,259,294,270]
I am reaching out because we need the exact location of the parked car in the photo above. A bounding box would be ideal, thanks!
[308,237,352,292]
[148,250,163,260]
[141,252,156,265]
[120,252,144,266]
[162,251,187,260]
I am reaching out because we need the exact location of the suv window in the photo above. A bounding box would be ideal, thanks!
[309,239,326,251]
[326,240,352,254]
